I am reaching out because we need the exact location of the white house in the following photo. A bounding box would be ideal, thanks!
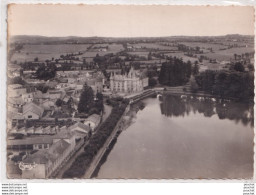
[84,114,101,131]
[22,93,34,103]
[69,122,91,139]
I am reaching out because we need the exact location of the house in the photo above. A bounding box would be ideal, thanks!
[45,81,58,89]
[67,78,76,84]
[84,114,101,131]
[48,90,64,100]
[22,93,34,103]
[23,102,44,119]
[8,84,27,98]
[68,122,91,139]
[7,128,75,151]
[26,126,35,134]
[43,126,55,134]
[8,69,21,78]
[110,66,148,94]
[19,133,76,178]
[62,96,71,104]
[7,111,24,128]
[8,96,24,109]
[16,127,26,135]
[41,99,55,110]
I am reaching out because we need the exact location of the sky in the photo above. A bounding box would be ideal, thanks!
[8,4,255,37]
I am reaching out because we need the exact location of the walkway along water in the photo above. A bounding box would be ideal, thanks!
[83,105,130,179]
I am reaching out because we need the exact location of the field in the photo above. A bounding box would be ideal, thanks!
[164,52,198,63]
[202,47,254,61]
[11,44,91,63]
[127,51,149,58]
[21,44,91,54]
[180,42,228,50]
[11,52,62,63]
[91,43,124,52]
[131,43,178,50]
[11,43,125,64]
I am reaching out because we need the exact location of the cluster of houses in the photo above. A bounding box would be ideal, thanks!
[7,69,107,178]
[10,122,90,179]
[7,62,148,179]
[7,120,99,178]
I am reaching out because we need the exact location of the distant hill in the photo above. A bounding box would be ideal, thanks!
[10,34,254,45]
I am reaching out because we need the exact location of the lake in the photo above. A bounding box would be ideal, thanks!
[96,95,254,179]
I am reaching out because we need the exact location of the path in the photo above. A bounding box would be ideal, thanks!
[102,104,112,122]
[83,106,128,179]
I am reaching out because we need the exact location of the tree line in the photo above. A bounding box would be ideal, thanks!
[158,57,192,86]
[195,70,254,101]
[63,98,128,178]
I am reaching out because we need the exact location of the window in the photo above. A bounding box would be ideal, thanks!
[44,144,48,149]
[38,144,42,149]
[28,115,32,119]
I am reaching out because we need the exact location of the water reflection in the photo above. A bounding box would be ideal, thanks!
[160,95,254,127]
[97,96,254,179]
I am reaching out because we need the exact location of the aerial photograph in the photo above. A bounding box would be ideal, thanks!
[6,5,254,179]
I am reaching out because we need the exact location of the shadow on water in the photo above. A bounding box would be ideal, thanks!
[160,95,254,127]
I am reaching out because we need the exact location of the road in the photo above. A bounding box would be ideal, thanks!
[102,104,112,122]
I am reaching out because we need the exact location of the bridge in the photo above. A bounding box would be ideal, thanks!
[125,89,157,104]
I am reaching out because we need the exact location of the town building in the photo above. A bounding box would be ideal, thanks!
[83,114,101,131]
[68,122,91,139]
[19,131,76,179]
[23,102,44,119]
[110,66,148,94]
[8,84,27,98]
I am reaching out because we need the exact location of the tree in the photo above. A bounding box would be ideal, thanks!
[35,64,57,80]
[95,92,104,113]
[55,99,63,107]
[78,84,94,113]
[190,77,199,93]
[234,62,245,72]
[234,53,237,60]
[9,76,25,85]
[248,64,254,71]
[149,77,157,87]
[148,52,152,60]
[192,61,199,75]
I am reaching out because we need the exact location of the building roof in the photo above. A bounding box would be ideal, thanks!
[69,122,91,133]
[48,139,70,157]
[85,114,101,124]
[22,150,50,164]
[8,111,24,120]
[62,96,70,103]
[8,84,24,90]
[8,136,53,146]
[22,139,70,164]
[8,128,73,146]
[8,96,23,105]
[33,91,43,99]
[23,102,44,116]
